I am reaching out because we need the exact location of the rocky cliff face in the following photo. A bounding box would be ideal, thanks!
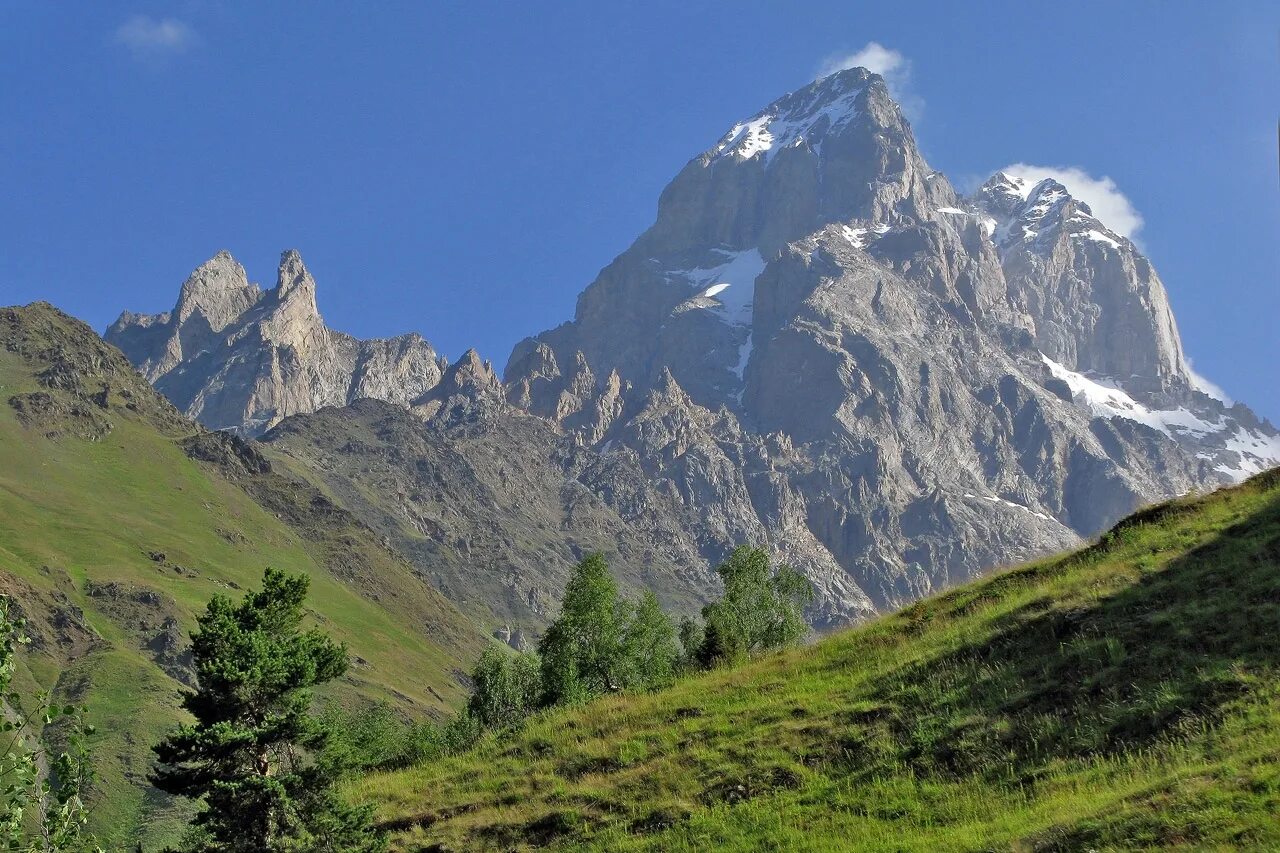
[109,67,1280,629]
[106,250,444,435]
[503,67,1280,623]
[971,172,1187,388]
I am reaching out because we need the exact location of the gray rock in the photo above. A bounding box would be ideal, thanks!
[106,250,443,435]
[971,173,1187,387]
[503,67,1279,623]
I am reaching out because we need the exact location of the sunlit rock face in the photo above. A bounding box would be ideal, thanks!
[107,249,444,436]
[502,67,1278,623]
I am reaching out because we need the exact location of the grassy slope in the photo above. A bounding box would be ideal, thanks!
[355,470,1280,851]
[0,304,485,849]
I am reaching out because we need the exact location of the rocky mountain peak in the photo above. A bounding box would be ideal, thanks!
[975,171,1037,218]
[106,250,443,435]
[256,250,327,360]
[172,250,262,333]
[409,348,503,424]
[275,249,316,301]
[651,366,688,402]
[638,66,954,258]
[969,171,1187,387]
[494,70,1278,625]
[974,173,1118,254]
[440,348,500,394]
[109,69,1280,632]
[704,66,876,166]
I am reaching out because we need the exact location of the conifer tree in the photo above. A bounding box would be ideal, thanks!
[151,568,383,852]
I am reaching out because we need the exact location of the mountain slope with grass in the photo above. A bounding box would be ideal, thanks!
[0,303,486,849]
[354,468,1280,851]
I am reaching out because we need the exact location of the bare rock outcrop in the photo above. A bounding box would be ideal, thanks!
[106,250,444,435]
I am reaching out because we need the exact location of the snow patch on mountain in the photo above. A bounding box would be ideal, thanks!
[1216,428,1280,479]
[1038,353,1278,481]
[1041,354,1221,437]
[962,492,1053,521]
[1078,229,1121,250]
[669,249,765,329]
[710,74,866,165]
[841,225,868,248]
[668,248,766,384]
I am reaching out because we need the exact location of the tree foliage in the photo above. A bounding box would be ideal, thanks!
[537,554,679,707]
[0,596,99,853]
[151,568,384,852]
[466,646,541,731]
[696,546,813,667]
[617,591,680,692]
[537,553,626,705]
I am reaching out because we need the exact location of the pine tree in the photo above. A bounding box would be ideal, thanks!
[151,568,384,852]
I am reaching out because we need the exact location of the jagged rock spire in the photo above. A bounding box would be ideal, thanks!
[970,172,1188,388]
[106,250,443,435]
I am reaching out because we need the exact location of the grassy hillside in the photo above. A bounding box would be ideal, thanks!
[354,468,1280,851]
[0,304,486,849]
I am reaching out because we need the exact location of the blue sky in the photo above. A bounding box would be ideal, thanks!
[2,2,1277,419]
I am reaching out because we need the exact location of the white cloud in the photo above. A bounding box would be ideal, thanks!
[817,42,905,79]
[1000,163,1144,240]
[1186,358,1234,405]
[816,42,923,122]
[115,15,194,59]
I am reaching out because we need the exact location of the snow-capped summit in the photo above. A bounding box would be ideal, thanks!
[496,65,1280,623]
[974,174,1122,254]
[967,169,1185,388]
[974,170,1038,218]
[638,66,956,260]
[706,66,872,165]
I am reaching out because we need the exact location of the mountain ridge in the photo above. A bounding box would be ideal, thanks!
[0,301,486,847]
[106,249,446,435]
[104,66,1279,628]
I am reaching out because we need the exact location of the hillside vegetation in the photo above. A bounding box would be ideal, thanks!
[355,468,1280,851]
[0,304,486,849]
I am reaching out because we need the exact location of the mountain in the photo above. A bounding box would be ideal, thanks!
[503,67,1279,620]
[355,468,1280,851]
[257,378,720,638]
[108,68,1279,629]
[0,303,485,848]
[106,250,445,436]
